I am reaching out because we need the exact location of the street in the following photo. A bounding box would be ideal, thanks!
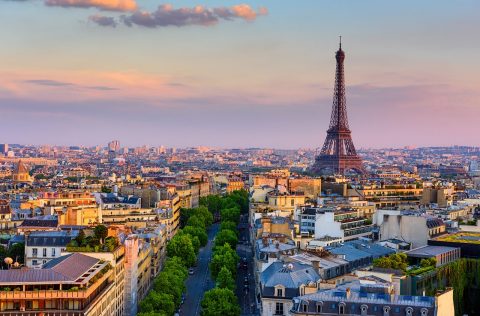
[236,214,258,316]
[182,223,219,316]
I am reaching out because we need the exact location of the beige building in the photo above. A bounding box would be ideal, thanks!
[377,210,446,248]
[421,186,455,208]
[12,160,33,184]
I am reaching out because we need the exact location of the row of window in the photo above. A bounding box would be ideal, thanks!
[298,302,429,316]
[31,247,57,258]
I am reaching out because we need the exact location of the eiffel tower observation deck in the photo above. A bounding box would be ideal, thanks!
[312,38,364,175]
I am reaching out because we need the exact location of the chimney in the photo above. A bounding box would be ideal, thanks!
[275,241,280,249]
[346,287,351,299]
[311,260,320,272]
[262,237,268,246]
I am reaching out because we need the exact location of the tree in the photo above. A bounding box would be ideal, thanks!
[94,225,108,244]
[200,288,241,316]
[139,291,175,315]
[183,226,208,247]
[217,266,236,291]
[167,234,196,267]
[75,229,86,245]
[153,272,185,306]
[187,215,206,229]
[200,195,223,213]
[220,207,241,224]
[214,229,238,250]
[227,190,249,214]
[210,243,239,279]
[220,221,238,236]
[194,206,214,227]
[8,243,25,264]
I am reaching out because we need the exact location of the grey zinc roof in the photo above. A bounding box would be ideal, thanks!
[261,261,320,289]
[406,245,458,257]
[27,231,78,247]
[330,245,373,262]
[0,269,70,283]
[0,253,100,285]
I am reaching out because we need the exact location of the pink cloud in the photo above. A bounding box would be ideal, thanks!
[45,0,137,12]
[117,3,268,28]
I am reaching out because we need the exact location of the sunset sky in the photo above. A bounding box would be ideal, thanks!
[0,0,479,148]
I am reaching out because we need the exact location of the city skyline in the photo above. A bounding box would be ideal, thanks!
[1,0,479,148]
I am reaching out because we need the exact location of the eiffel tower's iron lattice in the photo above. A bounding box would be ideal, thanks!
[312,40,364,175]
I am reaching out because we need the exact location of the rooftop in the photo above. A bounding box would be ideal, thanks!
[406,245,459,258]
[434,232,480,244]
[0,253,102,285]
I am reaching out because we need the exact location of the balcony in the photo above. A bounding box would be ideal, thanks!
[0,269,112,301]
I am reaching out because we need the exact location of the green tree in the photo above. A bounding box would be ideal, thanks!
[217,266,236,291]
[194,206,214,227]
[75,229,86,246]
[183,226,208,247]
[220,207,241,224]
[210,243,239,279]
[94,225,108,244]
[200,195,223,213]
[220,221,238,236]
[139,291,175,315]
[8,243,25,264]
[153,272,185,306]
[214,229,238,250]
[187,215,207,229]
[200,288,241,316]
[167,234,196,267]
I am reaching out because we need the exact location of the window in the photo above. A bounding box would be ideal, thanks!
[361,305,368,315]
[32,259,37,266]
[302,303,308,312]
[32,248,38,257]
[339,303,345,314]
[276,288,283,297]
[52,248,56,256]
[275,302,284,315]
[43,248,47,257]
[421,309,428,316]
[316,302,323,313]
[406,307,413,316]
[383,306,391,316]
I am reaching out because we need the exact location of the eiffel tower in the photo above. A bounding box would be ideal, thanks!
[312,38,364,175]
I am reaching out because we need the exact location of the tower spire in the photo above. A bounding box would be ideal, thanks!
[339,35,342,50]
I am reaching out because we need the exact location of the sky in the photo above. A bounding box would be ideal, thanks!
[0,0,479,149]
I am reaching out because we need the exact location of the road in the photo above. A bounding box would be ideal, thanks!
[236,214,259,316]
[182,223,219,316]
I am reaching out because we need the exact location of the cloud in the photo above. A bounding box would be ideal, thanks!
[118,3,268,28]
[86,85,119,90]
[89,14,117,27]
[45,0,137,12]
[24,79,74,86]
[23,78,118,91]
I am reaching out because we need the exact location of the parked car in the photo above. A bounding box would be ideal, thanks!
[188,268,194,275]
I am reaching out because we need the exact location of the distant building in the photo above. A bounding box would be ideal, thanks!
[0,143,8,154]
[12,160,33,184]
[108,140,120,152]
